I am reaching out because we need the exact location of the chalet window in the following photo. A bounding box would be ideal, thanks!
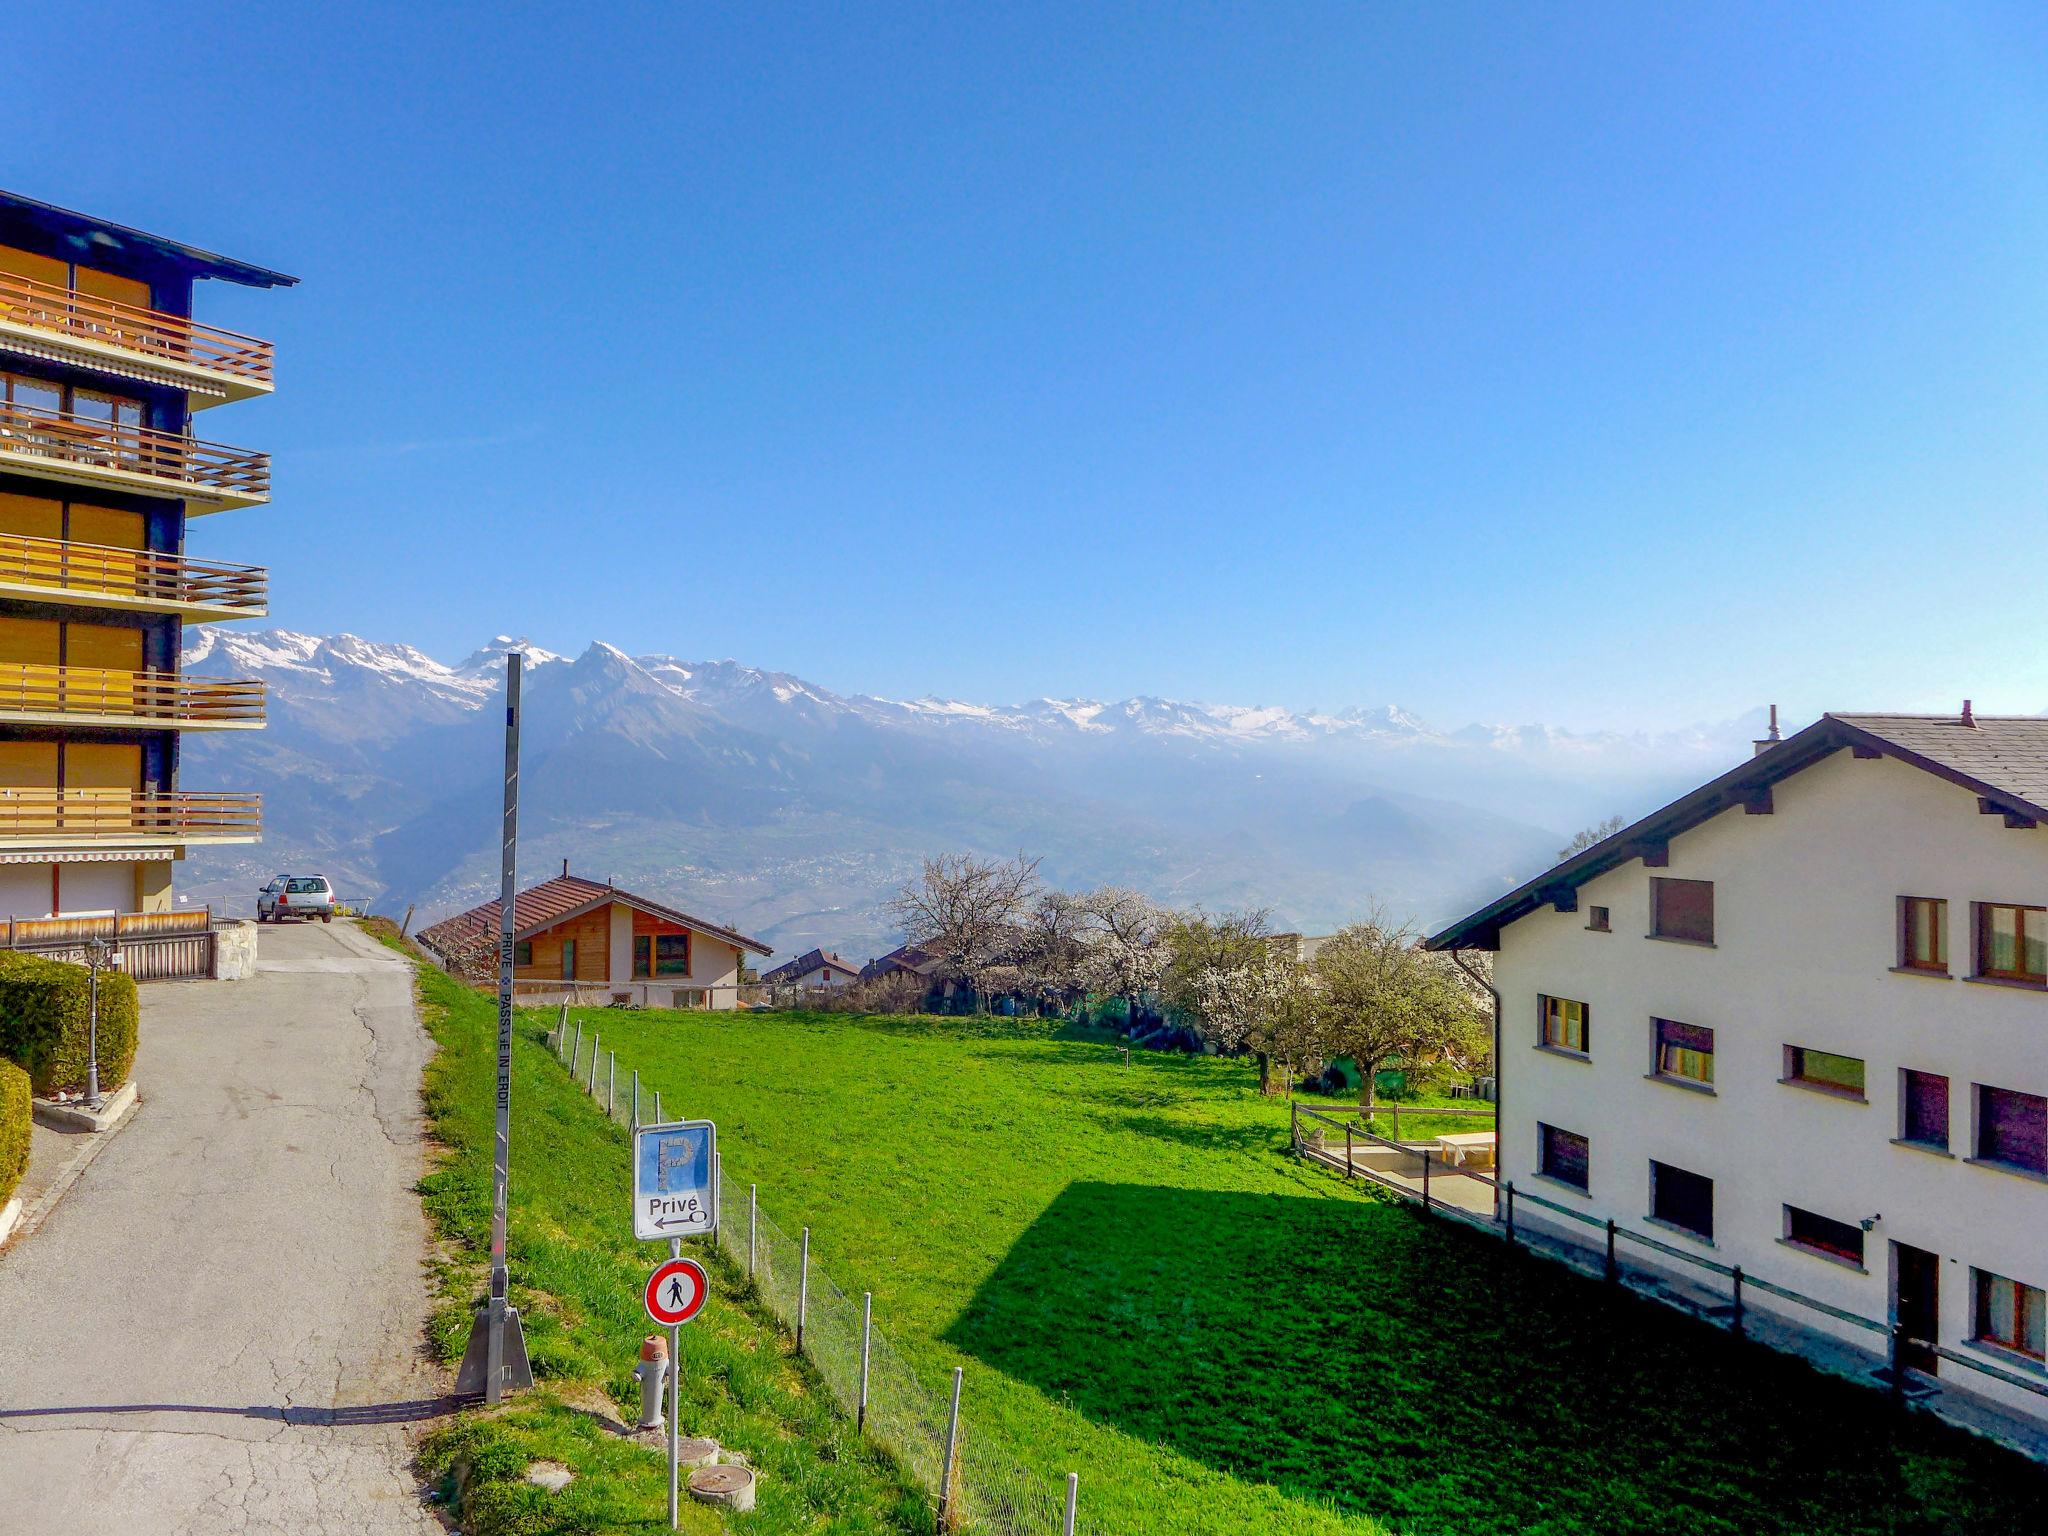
[1539,995,1588,1054]
[634,932,693,979]
[1784,1046,1866,1100]
[1898,897,1947,973]
[1653,1018,1714,1087]
[1974,1270,2047,1361]
[1587,906,1611,933]
[1784,1205,1865,1265]
[1537,1123,1589,1190]
[1650,1159,1714,1240]
[1650,878,1714,944]
[1976,903,2047,984]
[512,940,533,967]
[1899,1070,1949,1150]
[1975,1085,2048,1174]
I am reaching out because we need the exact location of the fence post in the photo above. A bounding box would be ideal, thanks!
[586,1034,600,1093]
[1290,1100,1299,1155]
[1064,1471,1078,1536]
[654,1090,662,1124]
[570,1020,583,1074]
[607,1052,616,1116]
[1344,1122,1354,1179]
[748,1184,758,1283]
[797,1227,810,1353]
[1504,1180,1516,1244]
[1391,1102,1400,1143]
[858,1290,873,1432]
[937,1365,964,1535]
[1421,1149,1431,1211]
[1605,1219,1618,1284]
[1730,1264,1745,1337]
[557,1000,567,1050]
[632,1070,641,1132]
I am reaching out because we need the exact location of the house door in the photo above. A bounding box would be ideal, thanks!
[560,938,577,981]
[1892,1241,1940,1376]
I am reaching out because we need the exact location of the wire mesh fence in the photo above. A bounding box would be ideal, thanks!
[545,1009,1082,1534]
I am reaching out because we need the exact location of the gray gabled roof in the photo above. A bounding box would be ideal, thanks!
[1426,710,2048,952]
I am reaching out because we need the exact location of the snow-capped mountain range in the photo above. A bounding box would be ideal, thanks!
[175,628,1768,960]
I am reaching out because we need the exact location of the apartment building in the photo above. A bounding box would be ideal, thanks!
[0,191,291,917]
[1428,709,2047,1423]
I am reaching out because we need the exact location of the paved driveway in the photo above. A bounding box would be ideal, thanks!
[0,920,442,1534]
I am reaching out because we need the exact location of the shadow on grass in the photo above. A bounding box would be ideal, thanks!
[1093,1112,1283,1156]
[945,1182,2048,1536]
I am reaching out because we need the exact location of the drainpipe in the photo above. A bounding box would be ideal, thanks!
[1451,947,1503,1222]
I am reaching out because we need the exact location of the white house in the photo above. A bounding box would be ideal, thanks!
[1428,708,2048,1426]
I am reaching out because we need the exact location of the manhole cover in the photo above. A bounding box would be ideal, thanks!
[688,1463,758,1510]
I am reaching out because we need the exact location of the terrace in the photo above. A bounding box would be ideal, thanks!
[0,664,263,730]
[0,531,265,618]
[0,399,268,510]
[0,268,274,404]
[0,788,260,846]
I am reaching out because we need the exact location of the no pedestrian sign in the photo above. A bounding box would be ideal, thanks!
[645,1257,709,1327]
[634,1119,717,1241]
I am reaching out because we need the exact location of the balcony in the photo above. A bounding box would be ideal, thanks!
[0,664,264,730]
[0,270,274,405]
[0,531,265,619]
[0,789,260,847]
[0,399,268,511]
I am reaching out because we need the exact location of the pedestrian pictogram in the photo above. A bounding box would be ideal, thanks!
[645,1257,709,1327]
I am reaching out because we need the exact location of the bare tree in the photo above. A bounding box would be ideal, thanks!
[1558,814,1626,862]
[1074,886,1170,1028]
[1307,909,1486,1112]
[885,852,1044,1012]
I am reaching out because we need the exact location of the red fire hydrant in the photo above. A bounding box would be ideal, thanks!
[634,1333,668,1430]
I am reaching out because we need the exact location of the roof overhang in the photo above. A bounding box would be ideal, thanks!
[515,890,773,956]
[0,189,298,288]
[1424,714,2048,953]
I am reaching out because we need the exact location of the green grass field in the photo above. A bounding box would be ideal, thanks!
[574,1002,2048,1536]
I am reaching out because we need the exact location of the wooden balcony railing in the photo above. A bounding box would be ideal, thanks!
[0,530,266,614]
[0,663,264,726]
[0,789,260,842]
[0,399,269,503]
[0,270,274,385]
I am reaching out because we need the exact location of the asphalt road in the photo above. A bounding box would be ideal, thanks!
[0,920,442,1534]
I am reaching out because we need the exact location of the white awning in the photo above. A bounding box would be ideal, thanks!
[0,335,226,400]
[0,848,173,864]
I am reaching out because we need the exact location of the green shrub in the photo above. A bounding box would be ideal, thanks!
[0,1059,27,1207]
[0,951,139,1095]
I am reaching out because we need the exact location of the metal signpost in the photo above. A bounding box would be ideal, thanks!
[635,1118,718,1526]
[456,652,533,1401]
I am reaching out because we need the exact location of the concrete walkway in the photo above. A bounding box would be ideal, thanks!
[0,921,443,1534]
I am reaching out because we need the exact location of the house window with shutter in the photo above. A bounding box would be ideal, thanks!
[1898,1070,1949,1151]
[1974,1085,2048,1175]
[1650,878,1714,944]
[1653,1018,1714,1088]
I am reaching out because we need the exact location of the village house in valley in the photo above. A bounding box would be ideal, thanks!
[1428,707,2048,1425]
[0,190,288,919]
[418,869,771,1008]
[760,947,859,989]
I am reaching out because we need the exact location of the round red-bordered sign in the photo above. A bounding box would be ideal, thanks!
[645,1257,709,1327]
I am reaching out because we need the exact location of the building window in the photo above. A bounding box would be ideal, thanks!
[1650,1160,1714,1240]
[1899,1070,1949,1150]
[1538,1123,1590,1190]
[560,938,577,981]
[1539,995,1588,1054]
[512,940,533,967]
[1784,1205,1865,1266]
[1650,877,1714,944]
[1976,903,2047,984]
[1653,1018,1715,1087]
[1974,1271,2046,1361]
[1587,905,1610,933]
[1975,1085,2048,1174]
[1784,1046,1866,1100]
[1898,896,1947,973]
[634,932,695,979]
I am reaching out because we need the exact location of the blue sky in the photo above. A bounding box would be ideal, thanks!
[16,3,2048,729]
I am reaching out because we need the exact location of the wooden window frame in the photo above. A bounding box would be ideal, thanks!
[1538,994,1588,1054]
[1897,896,1948,974]
[1973,1269,2047,1362]
[1586,905,1611,933]
[1653,1018,1715,1087]
[1975,902,2048,985]
[513,940,533,968]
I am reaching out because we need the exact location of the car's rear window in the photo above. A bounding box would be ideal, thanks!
[286,878,329,894]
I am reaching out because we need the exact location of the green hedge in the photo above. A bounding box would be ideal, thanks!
[0,951,139,1095]
[0,1059,26,1208]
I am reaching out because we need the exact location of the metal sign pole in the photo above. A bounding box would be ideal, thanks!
[458,651,532,1402]
[668,1234,682,1529]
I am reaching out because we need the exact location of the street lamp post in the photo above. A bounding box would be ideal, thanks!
[84,935,114,1110]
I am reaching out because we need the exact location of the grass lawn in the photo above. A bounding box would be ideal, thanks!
[397,941,927,1536]
[575,1002,2048,1536]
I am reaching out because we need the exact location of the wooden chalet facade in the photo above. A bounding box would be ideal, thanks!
[417,871,772,1009]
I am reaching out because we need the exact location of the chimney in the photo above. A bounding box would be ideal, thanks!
[1752,704,1782,757]
[562,857,570,878]
[1961,699,1977,729]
